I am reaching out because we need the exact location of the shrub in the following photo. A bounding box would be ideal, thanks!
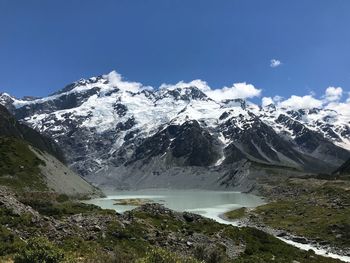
[14,236,64,263]
[0,226,25,256]
[193,245,224,263]
[136,247,200,263]
[56,194,70,203]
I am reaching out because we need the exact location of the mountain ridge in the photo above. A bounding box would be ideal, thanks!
[1,71,350,189]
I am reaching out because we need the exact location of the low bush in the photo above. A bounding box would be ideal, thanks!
[14,236,64,263]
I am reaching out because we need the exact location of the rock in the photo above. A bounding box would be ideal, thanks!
[92,225,101,232]
[276,232,287,237]
[183,212,195,222]
[319,240,329,246]
[111,232,128,239]
[291,236,309,244]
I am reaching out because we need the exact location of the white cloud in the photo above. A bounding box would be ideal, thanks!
[273,86,350,115]
[205,82,262,101]
[270,59,282,68]
[279,95,323,110]
[324,86,343,102]
[160,80,261,101]
[309,90,316,97]
[324,91,350,118]
[261,97,274,107]
[326,101,350,117]
[160,79,210,92]
[273,95,283,102]
[103,71,150,92]
[103,71,350,118]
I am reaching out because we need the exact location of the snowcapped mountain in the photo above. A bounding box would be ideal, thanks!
[1,71,350,189]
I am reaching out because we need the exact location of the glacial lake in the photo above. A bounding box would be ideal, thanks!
[84,189,350,262]
[84,189,265,223]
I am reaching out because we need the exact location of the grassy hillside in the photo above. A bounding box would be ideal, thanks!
[0,104,102,196]
[0,104,65,162]
[0,137,48,192]
[226,177,350,252]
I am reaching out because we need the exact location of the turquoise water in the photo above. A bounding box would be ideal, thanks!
[84,189,264,223]
[85,189,350,262]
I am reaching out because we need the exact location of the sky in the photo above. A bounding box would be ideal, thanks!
[1,0,350,108]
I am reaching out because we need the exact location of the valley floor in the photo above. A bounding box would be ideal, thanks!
[0,185,346,263]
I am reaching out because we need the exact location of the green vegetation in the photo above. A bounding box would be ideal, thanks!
[14,237,64,263]
[130,209,342,263]
[0,207,38,260]
[60,236,137,263]
[0,225,25,257]
[224,207,247,220]
[21,198,115,219]
[114,198,153,206]
[136,247,200,263]
[225,226,339,263]
[0,137,47,192]
[56,194,70,203]
[0,200,344,263]
[254,198,350,247]
[229,177,350,251]
[193,245,225,263]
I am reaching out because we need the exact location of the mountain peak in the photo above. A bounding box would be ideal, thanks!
[1,72,350,180]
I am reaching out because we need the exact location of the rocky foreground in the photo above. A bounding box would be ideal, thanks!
[0,186,345,263]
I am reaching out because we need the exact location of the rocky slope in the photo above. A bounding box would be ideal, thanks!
[1,71,350,189]
[0,105,100,196]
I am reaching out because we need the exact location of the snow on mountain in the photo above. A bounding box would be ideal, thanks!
[260,104,350,151]
[1,71,350,185]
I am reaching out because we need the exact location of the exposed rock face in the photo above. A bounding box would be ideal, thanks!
[128,120,220,167]
[1,72,350,188]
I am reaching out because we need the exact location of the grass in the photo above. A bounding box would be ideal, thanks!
[0,207,38,260]
[136,247,201,263]
[0,137,48,192]
[20,197,116,219]
[0,225,25,257]
[224,207,247,220]
[238,177,350,250]
[254,198,350,248]
[113,198,153,206]
[14,236,64,263]
[224,226,343,263]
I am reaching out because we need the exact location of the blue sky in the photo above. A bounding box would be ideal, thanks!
[1,0,350,103]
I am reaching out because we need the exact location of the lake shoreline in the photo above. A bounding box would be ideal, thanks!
[218,212,350,262]
[85,187,350,262]
[219,176,350,262]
